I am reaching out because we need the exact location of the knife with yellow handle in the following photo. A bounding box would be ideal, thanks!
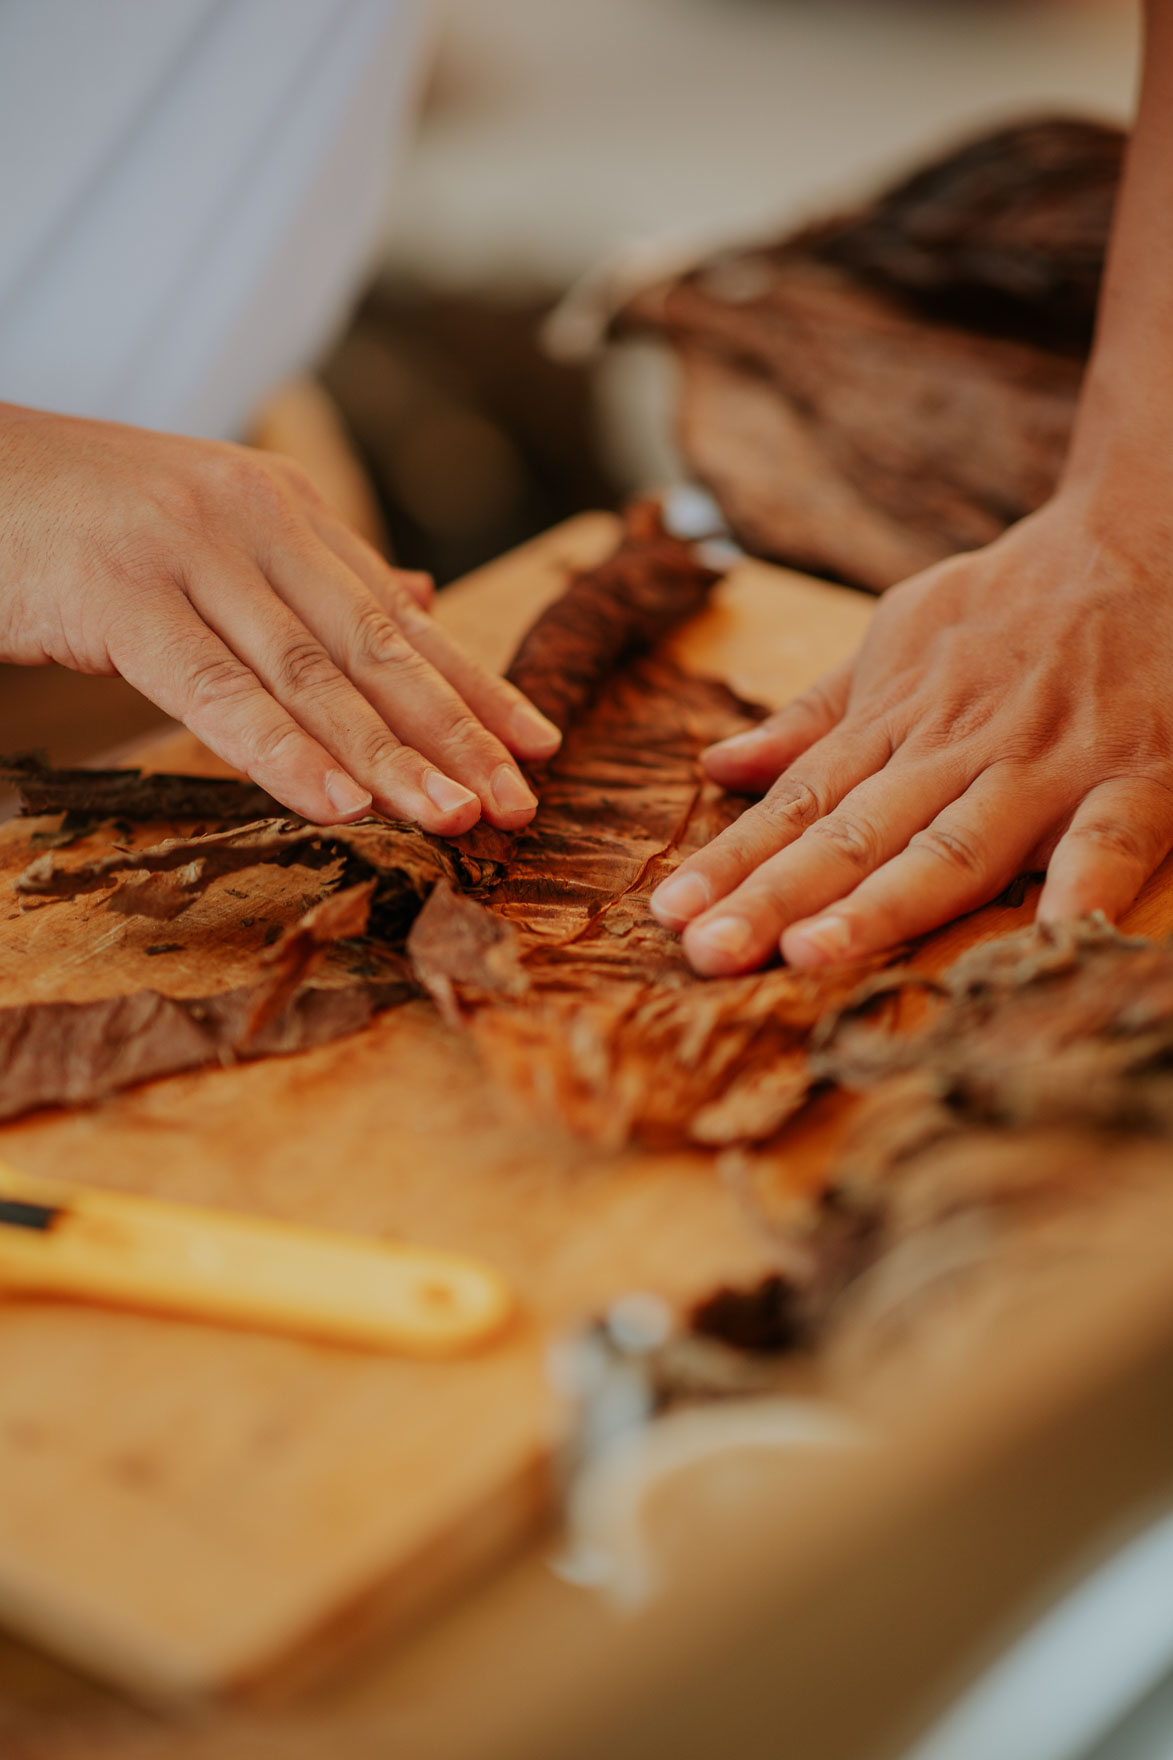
[0,1159,512,1356]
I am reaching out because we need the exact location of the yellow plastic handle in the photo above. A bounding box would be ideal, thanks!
[0,1160,512,1356]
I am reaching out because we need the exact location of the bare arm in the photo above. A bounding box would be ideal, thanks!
[652,1,1173,971]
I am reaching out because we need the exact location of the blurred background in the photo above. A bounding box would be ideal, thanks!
[0,0,1141,760]
[330,0,1141,581]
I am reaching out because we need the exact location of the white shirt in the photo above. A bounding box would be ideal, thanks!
[0,0,425,439]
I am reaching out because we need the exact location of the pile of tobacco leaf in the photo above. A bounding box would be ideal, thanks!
[689,917,1173,1369]
[613,117,1122,591]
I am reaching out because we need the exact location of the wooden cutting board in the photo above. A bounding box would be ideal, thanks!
[1,512,1171,1705]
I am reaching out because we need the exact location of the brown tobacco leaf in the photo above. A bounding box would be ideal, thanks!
[624,260,1081,592]
[689,1185,884,1357]
[673,345,950,593]
[814,916,1173,1143]
[17,820,332,911]
[504,499,722,734]
[460,968,864,1151]
[1,752,281,824]
[615,118,1116,591]
[702,919,1173,1365]
[0,877,410,1124]
[17,816,498,933]
[408,880,528,1030]
[803,917,1173,1204]
[244,880,376,1044]
[408,654,876,1149]
[802,117,1122,351]
[0,981,409,1124]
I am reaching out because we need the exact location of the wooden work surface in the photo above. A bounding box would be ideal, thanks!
[4,514,1173,1753]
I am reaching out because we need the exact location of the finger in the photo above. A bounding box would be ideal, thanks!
[394,569,436,611]
[107,589,375,826]
[265,533,541,830]
[1038,777,1173,923]
[272,462,437,610]
[702,661,853,792]
[185,560,481,836]
[312,509,562,762]
[781,765,1053,968]
[650,718,891,930]
[680,758,954,976]
[308,505,436,610]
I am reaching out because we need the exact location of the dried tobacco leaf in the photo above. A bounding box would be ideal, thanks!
[802,117,1122,350]
[689,1273,806,1354]
[0,876,411,1124]
[623,259,1081,592]
[504,499,722,733]
[816,916,1173,1143]
[408,654,876,1148]
[694,919,1173,1366]
[17,817,497,936]
[243,880,377,1043]
[0,980,412,1124]
[615,117,1118,590]
[1,752,281,823]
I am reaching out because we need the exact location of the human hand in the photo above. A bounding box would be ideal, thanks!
[650,490,1173,971]
[0,403,561,831]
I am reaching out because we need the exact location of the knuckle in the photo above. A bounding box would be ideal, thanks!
[441,709,495,766]
[205,448,299,533]
[758,777,822,831]
[910,822,985,878]
[272,637,339,698]
[271,456,319,502]
[929,704,993,748]
[353,720,408,773]
[184,653,255,715]
[246,716,305,771]
[352,604,415,672]
[208,445,271,497]
[808,812,884,873]
[1068,819,1149,868]
[103,534,175,590]
[135,470,212,544]
[373,572,414,619]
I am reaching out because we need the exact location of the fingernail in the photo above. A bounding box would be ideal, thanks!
[651,870,712,925]
[689,915,753,960]
[705,727,770,760]
[490,763,538,818]
[509,701,562,759]
[788,915,853,964]
[324,770,373,818]
[425,770,478,815]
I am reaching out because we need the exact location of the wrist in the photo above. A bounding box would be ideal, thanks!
[1064,331,1173,480]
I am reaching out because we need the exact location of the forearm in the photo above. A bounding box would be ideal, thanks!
[1065,0,1173,509]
